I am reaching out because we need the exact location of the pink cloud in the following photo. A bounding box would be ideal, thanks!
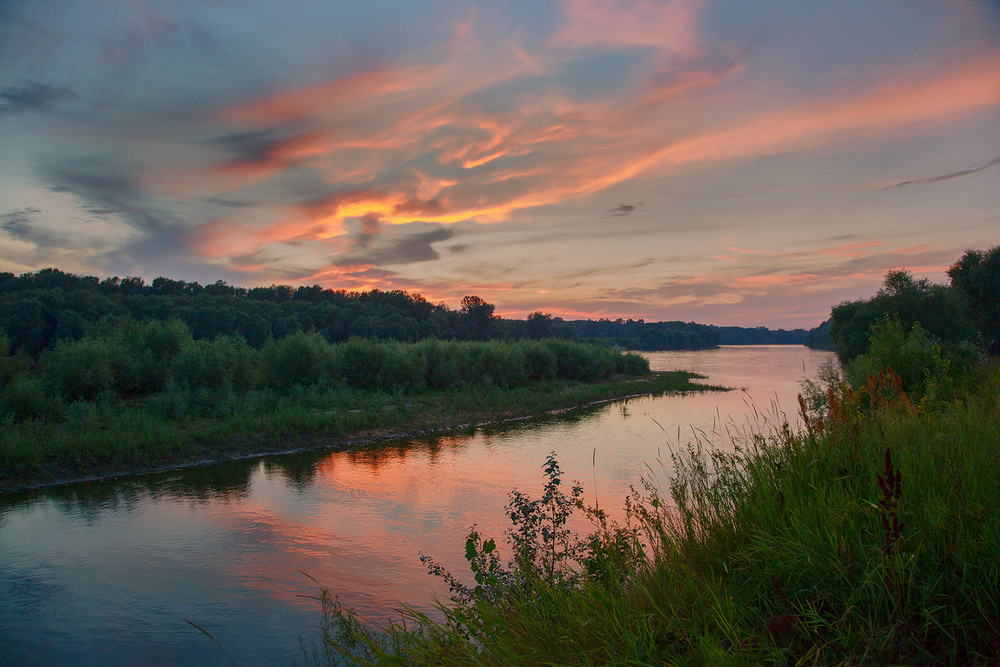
[557,0,703,56]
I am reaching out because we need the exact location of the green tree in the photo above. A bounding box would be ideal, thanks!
[948,246,1000,354]
[829,269,975,364]
[460,295,497,340]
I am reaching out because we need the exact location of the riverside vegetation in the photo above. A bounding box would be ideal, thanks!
[303,249,1000,665]
[0,322,704,490]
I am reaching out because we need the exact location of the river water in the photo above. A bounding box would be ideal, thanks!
[0,345,834,666]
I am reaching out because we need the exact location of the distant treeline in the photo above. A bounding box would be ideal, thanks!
[1,267,806,356]
[568,319,807,350]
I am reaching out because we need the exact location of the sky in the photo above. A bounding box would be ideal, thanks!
[1,0,998,328]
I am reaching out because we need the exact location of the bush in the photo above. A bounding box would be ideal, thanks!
[474,342,529,388]
[337,337,384,390]
[0,374,64,422]
[0,334,32,391]
[171,335,256,391]
[378,342,426,393]
[522,341,558,380]
[418,339,471,389]
[615,351,650,376]
[261,332,335,389]
[546,340,615,381]
[42,337,118,401]
[845,318,980,404]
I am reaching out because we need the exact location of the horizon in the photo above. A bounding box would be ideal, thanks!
[3,264,826,329]
[2,1,998,329]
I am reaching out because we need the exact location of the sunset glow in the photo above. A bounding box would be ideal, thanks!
[1,0,997,326]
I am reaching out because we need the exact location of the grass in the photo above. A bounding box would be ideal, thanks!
[0,370,714,491]
[304,362,1000,665]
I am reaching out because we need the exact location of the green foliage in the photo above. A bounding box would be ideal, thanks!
[171,335,256,391]
[0,334,32,390]
[416,338,467,389]
[521,340,558,380]
[42,336,118,401]
[547,339,616,381]
[419,453,604,605]
[829,269,975,364]
[459,295,497,340]
[338,337,384,390]
[261,332,336,389]
[845,319,948,401]
[377,342,426,393]
[0,374,64,422]
[803,318,834,350]
[948,245,1000,354]
[614,350,650,375]
[473,342,529,388]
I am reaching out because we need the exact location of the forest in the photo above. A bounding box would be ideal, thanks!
[0,268,806,357]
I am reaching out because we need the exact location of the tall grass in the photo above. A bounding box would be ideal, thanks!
[305,363,1000,665]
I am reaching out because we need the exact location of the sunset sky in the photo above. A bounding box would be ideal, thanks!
[1,0,997,327]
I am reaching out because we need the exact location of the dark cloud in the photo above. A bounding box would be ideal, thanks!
[40,158,204,275]
[44,164,159,229]
[210,123,313,166]
[83,206,131,217]
[1,206,41,239]
[607,201,644,217]
[886,156,1000,189]
[337,225,455,266]
[356,212,381,250]
[0,81,77,116]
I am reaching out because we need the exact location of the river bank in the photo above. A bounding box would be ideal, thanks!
[1,370,719,492]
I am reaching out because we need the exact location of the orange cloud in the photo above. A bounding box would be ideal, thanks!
[188,12,999,296]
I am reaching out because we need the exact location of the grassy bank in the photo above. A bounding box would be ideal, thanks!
[308,362,1000,665]
[0,370,713,492]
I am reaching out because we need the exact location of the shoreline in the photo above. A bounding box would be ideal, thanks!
[1,372,725,495]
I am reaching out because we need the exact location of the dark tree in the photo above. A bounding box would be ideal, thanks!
[948,246,1000,354]
[460,295,497,340]
[525,311,555,339]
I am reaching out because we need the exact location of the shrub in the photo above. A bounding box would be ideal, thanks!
[378,342,426,393]
[475,342,529,388]
[521,341,558,380]
[41,336,118,401]
[546,340,615,381]
[0,334,32,390]
[419,339,469,389]
[615,351,650,376]
[261,332,335,389]
[845,317,980,404]
[0,374,64,422]
[338,337,385,390]
[171,335,256,391]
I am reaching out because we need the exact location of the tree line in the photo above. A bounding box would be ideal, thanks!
[1,267,810,357]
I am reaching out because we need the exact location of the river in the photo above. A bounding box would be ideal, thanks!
[0,345,834,666]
